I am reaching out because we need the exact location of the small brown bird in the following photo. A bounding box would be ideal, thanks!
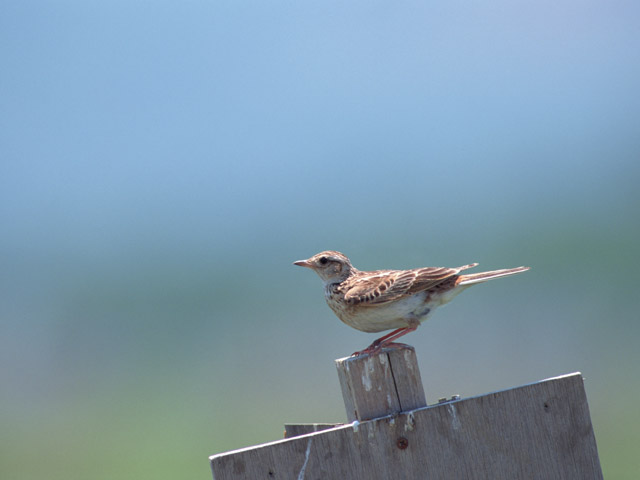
[294,251,529,356]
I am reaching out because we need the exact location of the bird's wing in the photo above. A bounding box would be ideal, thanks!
[343,264,477,306]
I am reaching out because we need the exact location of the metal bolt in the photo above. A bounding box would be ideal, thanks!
[396,437,409,449]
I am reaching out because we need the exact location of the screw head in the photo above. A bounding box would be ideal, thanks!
[396,437,409,449]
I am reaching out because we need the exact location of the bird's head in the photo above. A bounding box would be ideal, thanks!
[294,251,354,284]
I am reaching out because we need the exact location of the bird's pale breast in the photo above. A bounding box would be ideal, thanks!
[324,288,432,333]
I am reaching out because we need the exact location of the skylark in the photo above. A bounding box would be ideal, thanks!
[294,251,529,356]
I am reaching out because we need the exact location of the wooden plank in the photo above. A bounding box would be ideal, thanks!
[335,345,427,422]
[284,423,342,438]
[384,347,427,412]
[210,373,602,479]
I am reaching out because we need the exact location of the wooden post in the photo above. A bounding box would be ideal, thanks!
[335,346,426,422]
[284,423,341,438]
[210,352,603,479]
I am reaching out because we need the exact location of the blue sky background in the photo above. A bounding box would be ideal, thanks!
[1,1,639,479]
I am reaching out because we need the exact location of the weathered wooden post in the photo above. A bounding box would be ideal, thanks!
[209,345,603,479]
[335,346,426,422]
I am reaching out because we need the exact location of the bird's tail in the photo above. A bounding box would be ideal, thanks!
[457,266,529,286]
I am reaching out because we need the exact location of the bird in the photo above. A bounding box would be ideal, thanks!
[294,251,529,356]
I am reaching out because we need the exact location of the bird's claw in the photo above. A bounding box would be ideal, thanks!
[351,345,381,357]
[351,341,411,357]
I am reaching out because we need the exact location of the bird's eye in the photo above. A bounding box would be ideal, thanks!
[319,256,328,265]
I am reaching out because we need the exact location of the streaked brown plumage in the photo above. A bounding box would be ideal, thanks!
[294,251,529,356]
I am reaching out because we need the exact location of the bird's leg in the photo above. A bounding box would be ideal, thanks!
[352,327,416,357]
[352,317,421,357]
[371,328,406,347]
[375,326,417,349]
[351,328,405,356]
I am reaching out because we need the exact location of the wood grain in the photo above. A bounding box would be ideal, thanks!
[335,346,427,422]
[210,373,602,480]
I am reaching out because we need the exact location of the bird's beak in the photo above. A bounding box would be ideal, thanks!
[293,259,313,268]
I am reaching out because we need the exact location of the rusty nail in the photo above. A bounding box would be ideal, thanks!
[396,437,409,449]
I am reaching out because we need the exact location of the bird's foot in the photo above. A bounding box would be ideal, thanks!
[351,341,411,357]
[351,326,418,357]
[351,346,377,357]
[351,342,381,357]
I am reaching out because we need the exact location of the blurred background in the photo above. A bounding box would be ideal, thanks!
[1,1,639,478]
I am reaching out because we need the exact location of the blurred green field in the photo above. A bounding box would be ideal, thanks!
[2,221,639,479]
